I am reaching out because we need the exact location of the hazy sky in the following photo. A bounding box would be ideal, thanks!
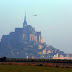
[0,0,72,54]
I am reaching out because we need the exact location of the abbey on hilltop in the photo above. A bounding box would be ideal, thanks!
[0,13,66,59]
[1,13,43,45]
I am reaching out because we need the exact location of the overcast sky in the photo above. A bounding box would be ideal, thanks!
[0,0,72,54]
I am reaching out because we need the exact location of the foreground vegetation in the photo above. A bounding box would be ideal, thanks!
[0,65,72,72]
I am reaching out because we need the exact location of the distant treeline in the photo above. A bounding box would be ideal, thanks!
[0,57,72,63]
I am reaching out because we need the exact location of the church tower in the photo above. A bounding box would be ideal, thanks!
[23,12,27,28]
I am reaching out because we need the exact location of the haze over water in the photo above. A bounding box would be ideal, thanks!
[0,0,72,54]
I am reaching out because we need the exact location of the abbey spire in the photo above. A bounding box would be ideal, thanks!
[23,12,27,28]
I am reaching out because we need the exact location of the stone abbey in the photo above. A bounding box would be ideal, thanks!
[1,13,43,45]
[0,13,66,58]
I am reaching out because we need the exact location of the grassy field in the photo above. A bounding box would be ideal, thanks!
[0,65,72,72]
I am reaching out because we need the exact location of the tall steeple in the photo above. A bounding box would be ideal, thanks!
[23,12,27,28]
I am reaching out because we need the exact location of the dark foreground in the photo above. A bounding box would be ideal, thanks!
[0,65,72,72]
[0,62,72,68]
[0,57,72,68]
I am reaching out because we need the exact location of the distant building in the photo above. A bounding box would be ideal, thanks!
[1,13,43,45]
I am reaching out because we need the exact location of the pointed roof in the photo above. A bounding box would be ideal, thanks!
[24,12,26,21]
[23,12,27,27]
